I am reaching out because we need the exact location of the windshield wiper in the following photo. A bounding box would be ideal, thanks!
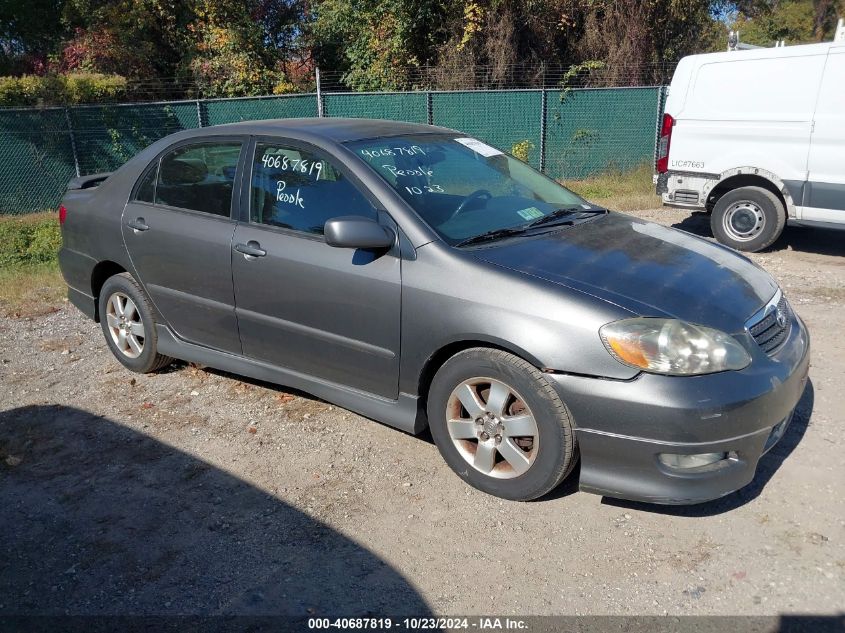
[455,226,529,247]
[454,206,607,247]
[525,206,606,229]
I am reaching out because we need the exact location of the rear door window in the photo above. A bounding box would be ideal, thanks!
[155,142,243,217]
[250,142,376,235]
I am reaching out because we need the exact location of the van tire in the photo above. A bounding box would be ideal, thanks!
[710,186,786,252]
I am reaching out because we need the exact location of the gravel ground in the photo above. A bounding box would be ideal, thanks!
[1,208,843,617]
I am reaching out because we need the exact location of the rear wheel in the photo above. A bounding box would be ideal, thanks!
[710,186,786,252]
[427,348,577,501]
[99,273,173,373]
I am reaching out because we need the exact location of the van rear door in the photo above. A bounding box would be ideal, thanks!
[804,46,845,223]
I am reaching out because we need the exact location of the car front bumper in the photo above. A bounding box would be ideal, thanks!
[548,314,811,505]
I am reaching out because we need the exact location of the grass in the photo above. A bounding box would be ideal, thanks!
[0,212,65,317]
[564,163,662,211]
[0,262,64,317]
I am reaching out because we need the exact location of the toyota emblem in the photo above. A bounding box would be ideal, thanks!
[775,307,786,328]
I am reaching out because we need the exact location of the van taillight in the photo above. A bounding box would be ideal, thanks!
[59,204,67,225]
[656,113,674,174]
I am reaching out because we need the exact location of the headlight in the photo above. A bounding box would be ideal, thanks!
[599,318,751,376]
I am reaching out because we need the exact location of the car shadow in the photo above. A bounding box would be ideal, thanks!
[0,405,431,616]
[601,379,815,518]
[671,211,845,257]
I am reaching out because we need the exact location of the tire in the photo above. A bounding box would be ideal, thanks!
[427,348,577,501]
[98,273,173,374]
[710,186,786,252]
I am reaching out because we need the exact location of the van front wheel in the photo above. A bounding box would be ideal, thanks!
[710,186,785,252]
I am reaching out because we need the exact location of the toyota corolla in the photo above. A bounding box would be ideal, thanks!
[58,118,810,504]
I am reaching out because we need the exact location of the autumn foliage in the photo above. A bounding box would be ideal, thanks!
[0,0,841,101]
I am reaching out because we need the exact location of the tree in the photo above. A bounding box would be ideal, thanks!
[728,0,843,45]
[2,0,308,96]
[58,0,195,78]
[433,0,582,87]
[575,0,727,84]
[431,0,726,88]
[184,1,280,96]
[0,0,68,74]
[4,0,839,97]
[311,0,447,90]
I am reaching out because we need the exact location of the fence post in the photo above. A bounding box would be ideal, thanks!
[316,67,324,117]
[652,85,667,167]
[426,91,433,125]
[64,107,81,178]
[195,99,204,128]
[539,89,547,173]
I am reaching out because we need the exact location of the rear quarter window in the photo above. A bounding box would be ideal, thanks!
[133,163,158,203]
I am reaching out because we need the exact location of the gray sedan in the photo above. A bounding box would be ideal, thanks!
[58,118,810,504]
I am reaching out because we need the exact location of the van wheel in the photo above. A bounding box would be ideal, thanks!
[427,348,577,501]
[98,273,173,374]
[710,186,785,252]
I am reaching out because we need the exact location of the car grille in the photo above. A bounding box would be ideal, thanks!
[748,293,792,355]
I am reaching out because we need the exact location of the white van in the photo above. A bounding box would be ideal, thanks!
[655,34,845,252]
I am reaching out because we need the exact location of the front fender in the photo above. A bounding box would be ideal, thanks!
[397,244,639,395]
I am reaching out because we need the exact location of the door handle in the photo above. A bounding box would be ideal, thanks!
[234,241,267,259]
[127,218,150,233]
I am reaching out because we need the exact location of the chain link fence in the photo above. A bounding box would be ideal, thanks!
[0,86,666,215]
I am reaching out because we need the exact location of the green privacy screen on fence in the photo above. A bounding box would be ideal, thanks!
[0,108,78,214]
[69,102,201,175]
[544,87,662,180]
[203,94,317,126]
[431,91,543,169]
[324,92,428,123]
[0,87,663,214]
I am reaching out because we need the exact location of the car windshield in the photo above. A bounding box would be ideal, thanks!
[345,134,596,245]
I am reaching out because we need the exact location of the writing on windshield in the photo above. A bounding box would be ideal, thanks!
[346,135,588,245]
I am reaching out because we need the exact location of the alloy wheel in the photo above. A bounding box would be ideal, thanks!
[105,292,145,359]
[445,377,539,479]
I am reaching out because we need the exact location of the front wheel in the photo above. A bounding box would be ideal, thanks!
[710,186,786,252]
[427,348,577,501]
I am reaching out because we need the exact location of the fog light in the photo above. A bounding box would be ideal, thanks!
[658,452,727,469]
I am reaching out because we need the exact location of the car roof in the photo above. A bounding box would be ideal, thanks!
[202,117,459,143]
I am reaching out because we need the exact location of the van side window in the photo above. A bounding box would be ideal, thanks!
[155,142,243,217]
[134,162,158,203]
[250,142,376,235]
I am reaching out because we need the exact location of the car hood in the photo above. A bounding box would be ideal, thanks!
[471,212,778,333]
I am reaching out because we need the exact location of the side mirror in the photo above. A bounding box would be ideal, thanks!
[324,216,395,249]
